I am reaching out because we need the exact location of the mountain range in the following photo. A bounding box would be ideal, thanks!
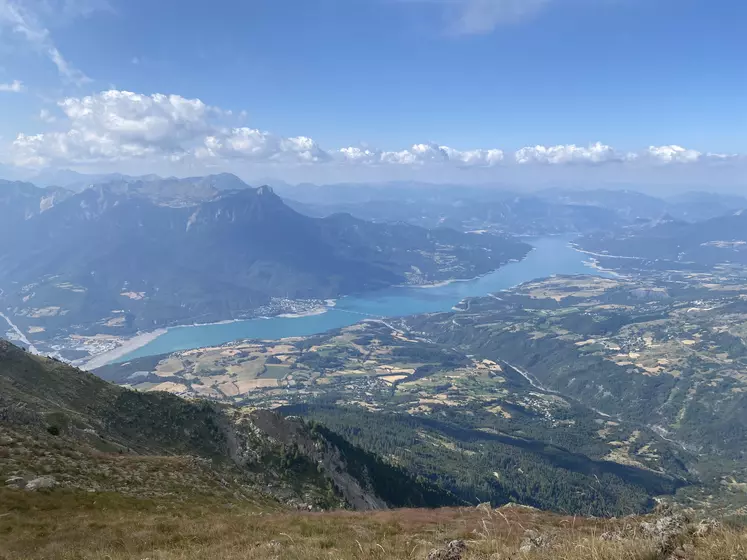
[3,172,745,362]
[0,176,529,358]
[275,183,747,235]
[577,210,747,267]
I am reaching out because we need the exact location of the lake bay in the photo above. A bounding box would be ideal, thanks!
[118,237,597,362]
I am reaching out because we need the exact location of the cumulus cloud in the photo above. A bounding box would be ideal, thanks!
[13,130,162,167]
[6,88,743,176]
[514,142,622,165]
[511,143,738,166]
[12,90,213,166]
[443,147,505,166]
[8,91,511,169]
[0,0,92,84]
[645,145,702,163]
[60,90,212,145]
[0,79,24,92]
[199,128,330,163]
[338,143,504,167]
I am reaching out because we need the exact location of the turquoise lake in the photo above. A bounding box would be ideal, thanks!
[120,237,598,361]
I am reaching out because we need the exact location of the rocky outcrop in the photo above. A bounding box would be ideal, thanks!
[426,540,467,560]
[25,476,58,491]
[519,529,553,553]
[5,477,26,489]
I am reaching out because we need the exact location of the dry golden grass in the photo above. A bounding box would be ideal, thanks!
[1,490,746,560]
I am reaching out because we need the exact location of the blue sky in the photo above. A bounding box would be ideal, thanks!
[0,0,745,188]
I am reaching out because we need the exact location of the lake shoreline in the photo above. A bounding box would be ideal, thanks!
[402,256,531,290]
[81,329,168,370]
[82,238,592,369]
[569,244,625,278]
[80,300,338,371]
[87,265,534,369]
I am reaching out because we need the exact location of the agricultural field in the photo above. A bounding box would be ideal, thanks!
[97,266,747,515]
[97,314,691,516]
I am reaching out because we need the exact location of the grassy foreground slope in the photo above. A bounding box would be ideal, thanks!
[2,491,747,559]
[2,340,747,559]
[0,340,456,511]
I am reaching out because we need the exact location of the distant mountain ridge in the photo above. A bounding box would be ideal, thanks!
[577,210,747,266]
[28,169,249,194]
[277,183,747,235]
[0,180,72,234]
[0,176,530,359]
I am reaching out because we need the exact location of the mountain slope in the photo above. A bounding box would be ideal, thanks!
[0,180,71,236]
[0,180,530,359]
[280,184,625,235]
[97,319,691,517]
[31,170,250,194]
[281,184,747,236]
[578,211,747,267]
[399,271,747,513]
[4,489,743,560]
[0,339,458,510]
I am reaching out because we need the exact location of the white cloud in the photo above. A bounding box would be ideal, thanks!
[59,90,212,145]
[514,142,621,164]
[338,146,381,164]
[0,0,91,84]
[640,146,742,165]
[12,90,213,166]
[0,79,24,92]
[8,94,508,168]
[199,128,329,163]
[442,146,504,166]
[383,143,449,165]
[339,143,504,167]
[645,145,702,163]
[5,88,744,178]
[13,130,160,167]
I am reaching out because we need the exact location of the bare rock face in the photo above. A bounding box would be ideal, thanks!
[640,511,688,540]
[693,519,721,538]
[25,476,57,491]
[640,512,689,556]
[519,529,552,553]
[599,511,724,560]
[426,540,467,560]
